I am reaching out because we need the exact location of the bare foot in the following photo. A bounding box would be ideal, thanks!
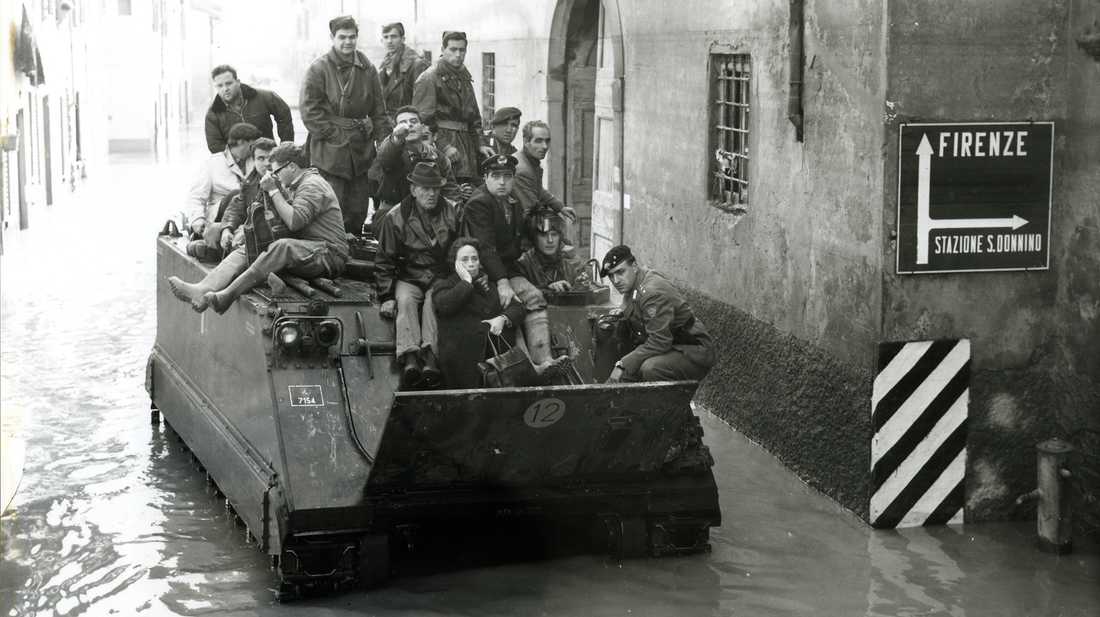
[168,276,205,305]
[190,292,212,313]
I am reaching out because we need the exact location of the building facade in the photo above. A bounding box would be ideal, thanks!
[394,0,1099,534]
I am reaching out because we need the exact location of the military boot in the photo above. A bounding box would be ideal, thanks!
[420,347,441,387]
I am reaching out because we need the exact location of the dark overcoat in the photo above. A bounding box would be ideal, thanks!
[432,273,527,389]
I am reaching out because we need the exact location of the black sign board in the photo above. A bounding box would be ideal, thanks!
[896,122,1053,274]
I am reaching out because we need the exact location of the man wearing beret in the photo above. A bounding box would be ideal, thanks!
[463,154,568,375]
[602,246,715,383]
[379,22,428,112]
[481,106,522,158]
[375,161,460,388]
[301,15,390,235]
[412,31,485,184]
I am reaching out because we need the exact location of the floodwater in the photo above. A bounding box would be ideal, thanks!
[1,148,1098,617]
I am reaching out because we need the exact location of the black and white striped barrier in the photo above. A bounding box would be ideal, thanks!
[871,339,969,528]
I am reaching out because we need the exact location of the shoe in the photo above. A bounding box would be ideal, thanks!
[420,348,442,387]
[401,353,422,389]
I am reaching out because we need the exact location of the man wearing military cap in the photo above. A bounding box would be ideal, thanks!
[412,31,485,184]
[481,106,522,158]
[601,246,715,383]
[301,15,390,235]
[375,161,461,388]
[463,154,568,375]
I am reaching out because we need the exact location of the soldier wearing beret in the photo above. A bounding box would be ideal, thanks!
[412,31,486,184]
[601,246,715,383]
[481,106,522,158]
[300,15,390,235]
[462,154,568,376]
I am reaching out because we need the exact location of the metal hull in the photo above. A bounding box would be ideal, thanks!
[148,236,721,598]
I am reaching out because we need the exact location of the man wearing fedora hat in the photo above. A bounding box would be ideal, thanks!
[601,245,715,383]
[375,161,461,388]
[301,15,390,235]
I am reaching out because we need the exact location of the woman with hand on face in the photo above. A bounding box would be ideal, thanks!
[431,237,527,388]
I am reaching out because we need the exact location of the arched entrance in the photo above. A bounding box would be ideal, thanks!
[547,0,624,262]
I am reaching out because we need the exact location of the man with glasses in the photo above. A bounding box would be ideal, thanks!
[301,15,389,235]
[167,143,349,315]
[462,154,568,377]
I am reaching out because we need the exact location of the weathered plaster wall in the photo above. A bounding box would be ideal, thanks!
[884,0,1100,533]
[614,0,887,517]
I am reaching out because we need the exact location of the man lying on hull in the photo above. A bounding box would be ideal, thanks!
[168,143,349,314]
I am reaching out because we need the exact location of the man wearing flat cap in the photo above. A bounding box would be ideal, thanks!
[301,15,390,235]
[481,106,522,158]
[375,161,461,388]
[601,246,715,383]
[463,154,568,376]
[412,31,485,184]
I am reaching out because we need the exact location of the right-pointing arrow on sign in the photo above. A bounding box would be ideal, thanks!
[915,134,1029,265]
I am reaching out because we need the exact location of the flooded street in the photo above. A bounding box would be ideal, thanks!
[1,149,1098,616]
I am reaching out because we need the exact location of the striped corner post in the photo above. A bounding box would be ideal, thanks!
[871,339,970,528]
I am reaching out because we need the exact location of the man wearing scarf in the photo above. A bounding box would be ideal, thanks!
[412,31,488,184]
[301,15,390,235]
[378,22,428,112]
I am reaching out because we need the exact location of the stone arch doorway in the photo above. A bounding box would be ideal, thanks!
[547,0,624,262]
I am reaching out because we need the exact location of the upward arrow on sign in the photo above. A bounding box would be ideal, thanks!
[915,134,1029,265]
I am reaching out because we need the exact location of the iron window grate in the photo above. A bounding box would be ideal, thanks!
[710,54,750,209]
[482,52,496,127]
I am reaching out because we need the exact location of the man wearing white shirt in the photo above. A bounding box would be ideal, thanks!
[182,123,262,251]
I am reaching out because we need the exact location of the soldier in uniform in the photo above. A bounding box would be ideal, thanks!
[300,15,390,235]
[515,208,587,294]
[412,31,488,184]
[481,106,522,158]
[601,246,715,383]
[378,22,428,112]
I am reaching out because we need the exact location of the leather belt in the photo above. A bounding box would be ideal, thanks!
[436,120,470,132]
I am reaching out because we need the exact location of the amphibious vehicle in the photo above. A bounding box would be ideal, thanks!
[147,232,721,600]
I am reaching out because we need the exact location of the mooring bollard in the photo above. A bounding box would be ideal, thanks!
[1016,438,1075,554]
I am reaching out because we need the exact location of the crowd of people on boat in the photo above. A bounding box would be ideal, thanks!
[165,15,714,389]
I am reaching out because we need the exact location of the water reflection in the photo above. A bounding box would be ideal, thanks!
[1,148,1098,616]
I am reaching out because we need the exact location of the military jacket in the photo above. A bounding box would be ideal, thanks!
[619,268,714,375]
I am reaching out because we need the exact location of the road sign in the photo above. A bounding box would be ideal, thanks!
[896,122,1053,274]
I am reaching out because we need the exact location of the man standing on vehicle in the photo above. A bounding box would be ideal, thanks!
[601,246,715,383]
[301,15,390,235]
[167,143,349,315]
[378,22,428,112]
[204,65,294,154]
[412,31,493,184]
[515,120,576,249]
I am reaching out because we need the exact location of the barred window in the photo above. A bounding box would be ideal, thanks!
[481,52,496,126]
[709,54,750,210]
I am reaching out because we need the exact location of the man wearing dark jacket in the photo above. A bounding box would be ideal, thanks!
[301,15,390,235]
[412,31,489,183]
[376,162,459,387]
[463,154,566,376]
[379,22,428,112]
[204,65,293,153]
